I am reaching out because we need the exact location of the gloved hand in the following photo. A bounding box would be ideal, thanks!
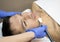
[0,10,21,18]
[26,25,47,38]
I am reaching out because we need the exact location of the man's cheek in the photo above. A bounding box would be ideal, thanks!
[24,19,40,30]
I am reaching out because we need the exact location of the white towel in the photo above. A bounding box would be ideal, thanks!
[34,0,60,25]
[31,37,50,42]
[0,22,3,37]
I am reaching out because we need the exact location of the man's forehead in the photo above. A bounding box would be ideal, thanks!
[9,14,22,21]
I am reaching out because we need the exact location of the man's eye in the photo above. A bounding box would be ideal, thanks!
[23,21,27,26]
[23,21,27,28]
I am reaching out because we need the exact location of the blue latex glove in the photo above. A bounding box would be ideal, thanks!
[0,10,21,18]
[26,25,47,38]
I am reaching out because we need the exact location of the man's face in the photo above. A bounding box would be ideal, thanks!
[9,12,40,34]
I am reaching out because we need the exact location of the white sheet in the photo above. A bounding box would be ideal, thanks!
[35,0,60,25]
[31,37,50,42]
[0,22,3,37]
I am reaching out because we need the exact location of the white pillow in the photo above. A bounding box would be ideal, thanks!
[0,22,3,37]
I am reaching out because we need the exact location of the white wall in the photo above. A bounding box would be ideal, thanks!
[0,0,36,11]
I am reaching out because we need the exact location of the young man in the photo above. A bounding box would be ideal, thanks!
[0,10,47,42]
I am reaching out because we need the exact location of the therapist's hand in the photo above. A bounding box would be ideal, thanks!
[26,25,47,38]
[0,10,21,18]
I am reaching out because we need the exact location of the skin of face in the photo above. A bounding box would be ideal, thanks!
[9,12,40,34]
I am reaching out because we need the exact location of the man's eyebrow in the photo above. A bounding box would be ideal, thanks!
[16,16,25,30]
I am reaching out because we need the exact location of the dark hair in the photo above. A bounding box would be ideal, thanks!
[2,16,13,36]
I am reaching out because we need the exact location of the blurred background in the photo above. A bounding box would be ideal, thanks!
[0,0,36,12]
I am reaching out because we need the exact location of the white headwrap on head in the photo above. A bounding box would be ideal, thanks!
[34,0,60,25]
